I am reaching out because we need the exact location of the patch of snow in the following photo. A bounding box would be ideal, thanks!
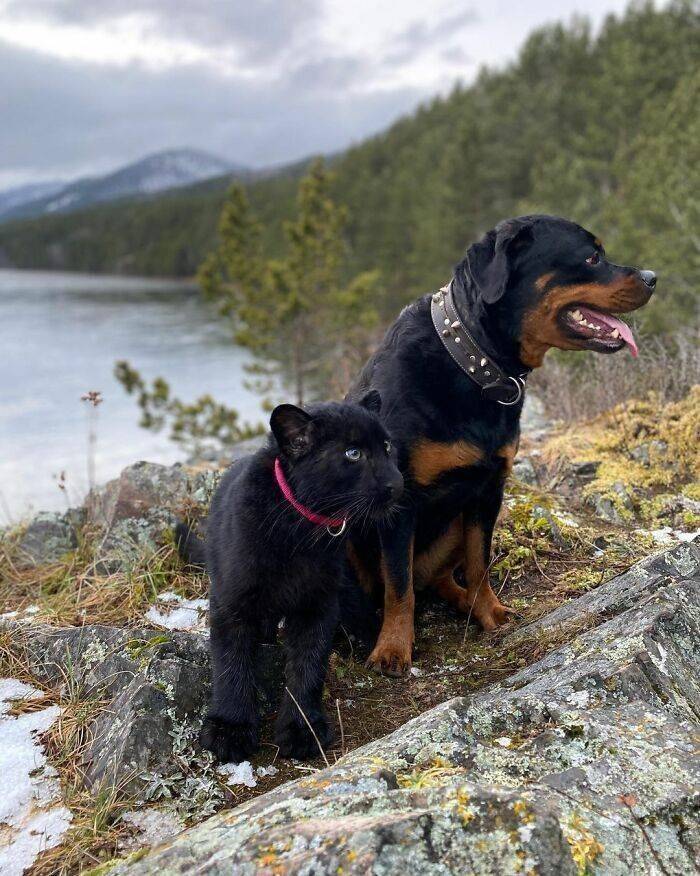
[145,593,208,632]
[217,760,257,788]
[496,737,512,748]
[255,764,279,778]
[0,679,72,875]
[0,605,40,623]
[637,527,698,545]
[409,666,423,677]
[120,807,183,853]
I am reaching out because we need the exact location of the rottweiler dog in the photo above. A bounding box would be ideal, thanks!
[346,214,656,676]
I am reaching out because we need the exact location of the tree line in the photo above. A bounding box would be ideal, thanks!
[0,0,697,336]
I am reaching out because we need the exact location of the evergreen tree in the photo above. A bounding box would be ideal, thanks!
[199,159,379,405]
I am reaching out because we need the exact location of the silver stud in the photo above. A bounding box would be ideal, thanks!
[470,355,476,361]
[432,292,441,302]
[469,366,475,373]
[454,337,461,343]
[444,318,450,326]
[451,321,460,329]
[484,370,491,377]
[480,357,487,367]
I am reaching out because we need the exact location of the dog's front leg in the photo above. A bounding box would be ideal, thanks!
[462,488,513,630]
[366,513,416,677]
[275,594,339,760]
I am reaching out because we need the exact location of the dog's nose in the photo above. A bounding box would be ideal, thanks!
[639,269,656,289]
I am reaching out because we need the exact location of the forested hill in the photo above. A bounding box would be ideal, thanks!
[0,0,697,331]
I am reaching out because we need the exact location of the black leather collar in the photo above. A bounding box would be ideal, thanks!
[430,283,527,406]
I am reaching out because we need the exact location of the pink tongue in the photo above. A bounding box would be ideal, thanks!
[580,307,638,358]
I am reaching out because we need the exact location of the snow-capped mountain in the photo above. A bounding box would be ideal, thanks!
[0,149,241,223]
[0,181,65,217]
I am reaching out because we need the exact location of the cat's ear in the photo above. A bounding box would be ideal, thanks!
[270,404,313,456]
[359,390,382,415]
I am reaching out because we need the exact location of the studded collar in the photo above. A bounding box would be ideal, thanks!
[430,283,527,406]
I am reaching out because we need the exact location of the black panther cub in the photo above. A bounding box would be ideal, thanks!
[181,392,403,762]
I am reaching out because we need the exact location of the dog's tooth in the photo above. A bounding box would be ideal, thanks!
[572,309,582,320]
[611,328,620,338]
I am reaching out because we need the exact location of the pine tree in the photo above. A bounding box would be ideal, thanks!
[199,159,380,405]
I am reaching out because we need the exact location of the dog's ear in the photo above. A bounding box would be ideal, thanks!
[359,389,382,415]
[466,220,533,305]
[270,404,313,456]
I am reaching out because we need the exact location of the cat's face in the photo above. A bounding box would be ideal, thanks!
[270,394,403,523]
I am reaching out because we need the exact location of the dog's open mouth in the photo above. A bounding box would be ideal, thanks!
[559,304,638,357]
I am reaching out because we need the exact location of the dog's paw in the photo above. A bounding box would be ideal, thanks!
[365,637,413,677]
[275,713,332,760]
[475,600,515,631]
[199,716,258,763]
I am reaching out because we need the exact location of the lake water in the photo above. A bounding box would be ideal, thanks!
[0,269,266,520]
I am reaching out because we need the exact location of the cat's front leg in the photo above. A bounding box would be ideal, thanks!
[275,595,339,759]
[201,615,261,762]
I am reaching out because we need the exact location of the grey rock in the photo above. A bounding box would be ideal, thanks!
[571,460,600,480]
[630,440,669,466]
[112,540,700,874]
[1,621,284,795]
[86,461,220,572]
[520,393,549,437]
[587,480,635,524]
[17,510,80,565]
[512,456,538,485]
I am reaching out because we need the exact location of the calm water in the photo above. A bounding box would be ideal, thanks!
[0,269,266,520]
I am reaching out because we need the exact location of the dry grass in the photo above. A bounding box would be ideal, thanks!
[530,328,699,423]
[1,535,207,629]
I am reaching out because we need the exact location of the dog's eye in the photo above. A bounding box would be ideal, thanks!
[345,447,362,462]
[384,440,392,455]
[586,252,600,266]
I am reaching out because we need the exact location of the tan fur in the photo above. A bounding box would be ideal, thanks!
[366,542,415,676]
[520,277,649,368]
[410,439,484,486]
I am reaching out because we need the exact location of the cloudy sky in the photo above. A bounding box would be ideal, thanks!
[0,0,634,188]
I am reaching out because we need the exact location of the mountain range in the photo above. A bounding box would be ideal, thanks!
[0,149,240,223]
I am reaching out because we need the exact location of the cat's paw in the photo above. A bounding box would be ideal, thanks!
[200,716,259,763]
[275,713,332,760]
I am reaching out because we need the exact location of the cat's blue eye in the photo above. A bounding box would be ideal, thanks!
[345,447,362,462]
[384,440,392,454]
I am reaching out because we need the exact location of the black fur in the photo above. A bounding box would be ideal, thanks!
[346,215,655,672]
[194,397,403,762]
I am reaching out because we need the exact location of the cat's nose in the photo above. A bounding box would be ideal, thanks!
[379,478,403,504]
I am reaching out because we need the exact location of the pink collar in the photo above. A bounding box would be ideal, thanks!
[274,457,347,533]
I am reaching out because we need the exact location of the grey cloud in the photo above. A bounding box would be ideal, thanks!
[0,38,423,181]
[3,0,322,62]
[384,7,478,66]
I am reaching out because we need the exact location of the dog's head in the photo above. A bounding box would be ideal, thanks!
[454,215,656,369]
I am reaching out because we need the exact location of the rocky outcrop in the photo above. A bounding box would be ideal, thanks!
[111,539,700,875]
[85,461,221,571]
[16,508,83,566]
[3,622,283,796]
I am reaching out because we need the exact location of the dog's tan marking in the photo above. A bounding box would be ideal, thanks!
[462,523,512,631]
[366,545,415,677]
[535,271,555,291]
[410,439,484,486]
[497,441,518,476]
[520,277,650,368]
[347,541,377,596]
[414,517,462,589]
